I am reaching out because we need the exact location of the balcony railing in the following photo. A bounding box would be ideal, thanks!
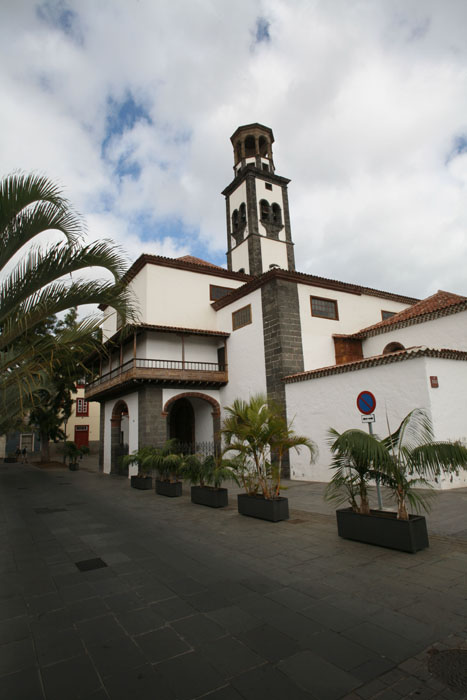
[85,357,228,396]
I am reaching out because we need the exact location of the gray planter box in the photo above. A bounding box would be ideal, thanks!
[131,476,153,490]
[155,480,182,497]
[237,493,289,522]
[191,486,228,508]
[336,508,429,553]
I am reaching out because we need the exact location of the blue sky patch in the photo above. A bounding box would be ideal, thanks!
[446,134,467,164]
[36,1,83,44]
[255,17,271,44]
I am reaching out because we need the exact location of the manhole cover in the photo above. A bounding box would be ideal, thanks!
[75,558,107,572]
[427,648,467,693]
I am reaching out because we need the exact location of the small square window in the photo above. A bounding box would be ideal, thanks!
[210,284,234,301]
[262,163,269,172]
[310,296,338,320]
[265,183,272,190]
[381,310,396,321]
[232,304,252,330]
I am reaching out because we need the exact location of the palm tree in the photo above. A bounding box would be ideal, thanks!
[222,394,316,500]
[0,172,136,426]
[326,409,467,519]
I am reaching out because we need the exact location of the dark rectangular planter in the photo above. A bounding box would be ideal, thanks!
[336,508,429,553]
[191,486,228,508]
[155,480,182,498]
[4,457,18,463]
[131,475,153,490]
[237,493,289,522]
[69,463,79,471]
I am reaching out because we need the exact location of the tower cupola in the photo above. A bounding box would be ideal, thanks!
[230,123,275,177]
[222,123,295,276]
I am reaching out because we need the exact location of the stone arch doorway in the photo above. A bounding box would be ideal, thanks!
[110,400,129,474]
[169,398,194,447]
[163,393,221,455]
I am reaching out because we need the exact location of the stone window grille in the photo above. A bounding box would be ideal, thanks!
[232,304,252,330]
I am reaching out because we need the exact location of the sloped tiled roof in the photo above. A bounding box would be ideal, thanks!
[284,346,467,383]
[211,267,418,310]
[343,290,467,339]
[176,255,223,269]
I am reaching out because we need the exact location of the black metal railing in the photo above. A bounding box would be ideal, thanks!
[87,358,227,388]
[175,441,217,457]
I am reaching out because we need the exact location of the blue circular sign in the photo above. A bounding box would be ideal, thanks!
[356,391,376,415]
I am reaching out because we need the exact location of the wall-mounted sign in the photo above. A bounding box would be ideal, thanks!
[430,376,439,388]
[356,391,376,415]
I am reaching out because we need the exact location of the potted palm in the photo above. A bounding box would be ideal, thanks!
[222,394,316,522]
[63,441,89,471]
[326,409,467,553]
[121,447,154,490]
[143,439,185,497]
[183,453,231,508]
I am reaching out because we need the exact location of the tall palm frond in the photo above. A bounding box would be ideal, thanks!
[0,171,137,418]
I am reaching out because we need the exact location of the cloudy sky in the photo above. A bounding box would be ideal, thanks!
[2,0,467,299]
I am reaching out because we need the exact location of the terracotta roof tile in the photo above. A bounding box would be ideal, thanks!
[176,255,224,269]
[284,346,467,383]
[345,290,467,339]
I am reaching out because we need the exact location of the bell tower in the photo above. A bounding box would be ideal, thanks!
[222,123,295,276]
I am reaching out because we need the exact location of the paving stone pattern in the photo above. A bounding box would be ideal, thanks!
[0,461,466,699]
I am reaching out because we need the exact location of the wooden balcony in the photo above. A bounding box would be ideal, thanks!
[85,358,228,399]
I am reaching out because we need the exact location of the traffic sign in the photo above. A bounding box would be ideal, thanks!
[356,391,376,415]
[361,414,375,423]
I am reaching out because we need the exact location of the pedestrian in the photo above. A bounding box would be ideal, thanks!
[21,447,28,463]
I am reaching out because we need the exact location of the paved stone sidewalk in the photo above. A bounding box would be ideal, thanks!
[0,461,466,699]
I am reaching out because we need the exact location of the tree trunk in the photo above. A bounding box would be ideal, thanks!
[397,489,409,520]
[40,431,50,462]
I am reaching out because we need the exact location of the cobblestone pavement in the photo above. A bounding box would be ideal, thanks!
[0,460,466,699]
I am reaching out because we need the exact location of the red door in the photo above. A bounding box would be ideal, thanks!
[74,426,89,448]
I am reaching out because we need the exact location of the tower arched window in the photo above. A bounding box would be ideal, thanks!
[258,135,268,157]
[239,202,246,224]
[236,142,242,164]
[232,209,239,232]
[260,199,270,221]
[272,203,282,225]
[244,135,256,157]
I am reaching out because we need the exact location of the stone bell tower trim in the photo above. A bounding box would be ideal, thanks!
[222,123,296,276]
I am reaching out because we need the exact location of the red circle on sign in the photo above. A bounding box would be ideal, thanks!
[356,391,376,415]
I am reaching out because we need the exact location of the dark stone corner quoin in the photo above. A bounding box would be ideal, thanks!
[336,507,429,553]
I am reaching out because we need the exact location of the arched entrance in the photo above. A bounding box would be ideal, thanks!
[163,393,221,456]
[110,400,129,474]
[169,398,195,447]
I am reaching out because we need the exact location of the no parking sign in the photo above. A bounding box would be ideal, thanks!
[356,391,376,415]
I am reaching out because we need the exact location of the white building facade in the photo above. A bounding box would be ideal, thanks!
[87,124,467,489]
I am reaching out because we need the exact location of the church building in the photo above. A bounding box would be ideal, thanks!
[86,124,467,489]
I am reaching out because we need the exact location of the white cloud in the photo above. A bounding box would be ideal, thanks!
[1,0,467,299]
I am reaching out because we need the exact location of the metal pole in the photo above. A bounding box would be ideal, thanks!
[368,421,383,510]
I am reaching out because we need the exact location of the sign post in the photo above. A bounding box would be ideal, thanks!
[356,391,383,509]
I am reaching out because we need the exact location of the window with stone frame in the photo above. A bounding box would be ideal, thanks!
[210,284,234,301]
[76,398,89,416]
[232,304,252,330]
[310,296,339,320]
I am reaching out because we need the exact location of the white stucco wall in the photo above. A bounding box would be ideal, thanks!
[424,357,467,488]
[260,237,289,271]
[231,240,251,274]
[103,392,139,475]
[218,288,267,416]
[363,311,467,357]
[285,356,467,490]
[297,284,411,370]
[128,264,243,330]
